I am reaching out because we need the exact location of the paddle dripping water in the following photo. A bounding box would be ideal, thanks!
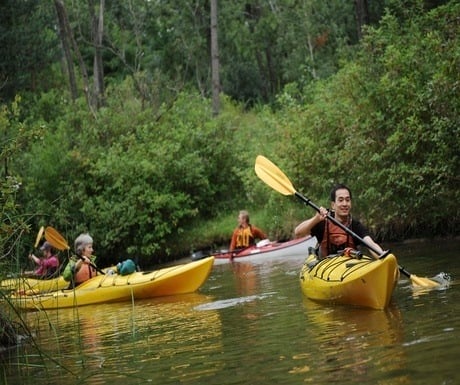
[411,272,451,298]
[431,272,451,286]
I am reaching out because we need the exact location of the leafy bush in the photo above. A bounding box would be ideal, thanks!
[279,2,460,239]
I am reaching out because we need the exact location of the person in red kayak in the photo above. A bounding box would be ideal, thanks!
[229,210,267,251]
[294,184,383,258]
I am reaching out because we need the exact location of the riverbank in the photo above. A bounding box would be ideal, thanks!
[167,209,459,262]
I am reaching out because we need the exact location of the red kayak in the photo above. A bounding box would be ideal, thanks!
[192,236,316,263]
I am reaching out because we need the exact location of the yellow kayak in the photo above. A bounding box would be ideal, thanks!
[10,257,214,311]
[300,253,399,310]
[0,265,116,294]
[1,275,68,294]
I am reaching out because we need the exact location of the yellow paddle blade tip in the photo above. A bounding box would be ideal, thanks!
[411,274,440,288]
[34,226,45,248]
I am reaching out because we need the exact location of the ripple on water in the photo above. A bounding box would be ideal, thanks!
[194,292,277,311]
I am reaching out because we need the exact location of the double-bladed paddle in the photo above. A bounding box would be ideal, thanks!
[254,155,440,288]
[44,226,105,275]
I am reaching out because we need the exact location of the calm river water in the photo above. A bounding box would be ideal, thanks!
[1,238,459,385]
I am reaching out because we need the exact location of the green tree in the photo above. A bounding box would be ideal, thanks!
[1,97,42,264]
[0,1,59,100]
[283,1,459,239]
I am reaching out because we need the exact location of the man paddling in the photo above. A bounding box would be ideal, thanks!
[294,184,383,258]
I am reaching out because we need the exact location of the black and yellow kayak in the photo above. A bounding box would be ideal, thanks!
[300,252,400,310]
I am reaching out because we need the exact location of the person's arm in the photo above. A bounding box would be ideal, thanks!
[253,226,267,240]
[74,256,92,271]
[294,207,328,238]
[28,253,40,266]
[363,235,384,258]
[352,220,384,258]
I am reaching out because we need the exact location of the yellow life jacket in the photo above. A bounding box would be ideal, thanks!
[235,226,255,248]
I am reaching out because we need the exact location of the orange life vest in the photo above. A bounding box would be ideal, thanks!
[320,219,355,257]
[74,262,97,285]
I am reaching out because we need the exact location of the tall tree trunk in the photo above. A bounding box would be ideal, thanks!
[210,0,220,116]
[90,0,105,109]
[54,0,93,116]
[354,0,369,40]
[54,0,78,101]
[306,33,317,79]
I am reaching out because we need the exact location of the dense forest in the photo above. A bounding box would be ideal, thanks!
[1,0,458,269]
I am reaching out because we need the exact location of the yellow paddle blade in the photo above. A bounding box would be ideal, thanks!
[410,274,440,288]
[44,226,70,251]
[254,155,296,196]
[34,226,45,248]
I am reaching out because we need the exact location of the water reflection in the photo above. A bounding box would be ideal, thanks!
[298,299,409,384]
[230,262,260,296]
[4,239,459,385]
[229,257,303,296]
[6,293,223,385]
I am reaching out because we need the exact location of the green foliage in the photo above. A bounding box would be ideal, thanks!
[0,96,42,269]
[14,87,251,265]
[0,1,59,99]
[280,1,460,239]
[218,0,361,104]
[1,0,458,270]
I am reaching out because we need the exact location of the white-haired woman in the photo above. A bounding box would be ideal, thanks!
[63,233,98,288]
